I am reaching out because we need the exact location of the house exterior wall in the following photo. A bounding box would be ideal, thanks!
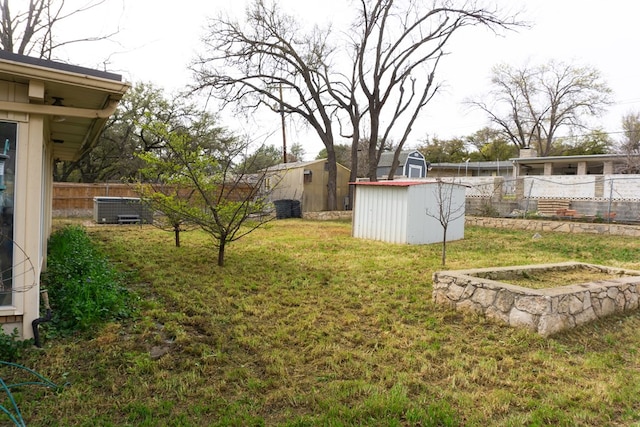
[0,54,128,339]
[268,167,303,203]
[302,161,327,213]
[0,81,48,338]
[352,182,465,244]
[267,161,351,212]
[377,165,392,178]
[335,163,351,210]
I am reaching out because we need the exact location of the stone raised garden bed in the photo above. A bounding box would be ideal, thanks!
[432,262,640,336]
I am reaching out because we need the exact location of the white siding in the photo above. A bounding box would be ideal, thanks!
[406,184,465,244]
[353,185,408,243]
[353,182,465,245]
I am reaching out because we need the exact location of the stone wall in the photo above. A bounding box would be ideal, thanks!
[466,216,640,237]
[302,211,353,221]
[432,262,640,337]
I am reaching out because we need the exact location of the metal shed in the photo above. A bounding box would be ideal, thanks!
[352,180,466,244]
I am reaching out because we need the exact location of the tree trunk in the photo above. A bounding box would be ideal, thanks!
[367,142,378,182]
[325,145,338,211]
[348,132,360,210]
[387,148,403,181]
[174,224,181,247]
[441,227,448,266]
[217,240,226,267]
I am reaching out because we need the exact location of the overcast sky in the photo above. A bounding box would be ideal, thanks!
[62,0,640,160]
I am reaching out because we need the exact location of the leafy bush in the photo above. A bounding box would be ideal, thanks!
[0,328,32,361]
[42,225,134,336]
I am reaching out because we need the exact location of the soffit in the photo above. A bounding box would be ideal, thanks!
[0,51,129,161]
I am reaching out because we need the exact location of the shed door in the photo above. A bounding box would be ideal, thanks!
[408,164,422,178]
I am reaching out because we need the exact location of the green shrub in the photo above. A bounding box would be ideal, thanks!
[42,225,134,336]
[0,328,32,361]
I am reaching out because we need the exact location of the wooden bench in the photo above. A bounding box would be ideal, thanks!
[117,214,141,224]
[536,199,570,217]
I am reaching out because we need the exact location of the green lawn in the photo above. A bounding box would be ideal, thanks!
[8,219,640,426]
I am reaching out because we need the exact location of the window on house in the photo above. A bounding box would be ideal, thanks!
[304,170,312,183]
[0,121,16,307]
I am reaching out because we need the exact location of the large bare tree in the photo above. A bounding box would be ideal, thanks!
[0,0,117,60]
[354,0,519,181]
[193,0,520,212]
[192,1,344,210]
[469,60,612,157]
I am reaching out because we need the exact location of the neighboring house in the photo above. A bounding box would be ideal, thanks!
[429,160,514,178]
[377,150,429,179]
[264,159,351,213]
[352,180,466,244]
[511,149,638,176]
[429,150,640,178]
[0,51,129,339]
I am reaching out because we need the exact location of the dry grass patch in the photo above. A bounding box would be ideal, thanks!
[500,268,634,289]
[7,219,640,426]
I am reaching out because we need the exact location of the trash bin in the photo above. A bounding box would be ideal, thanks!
[274,199,293,219]
[291,199,301,218]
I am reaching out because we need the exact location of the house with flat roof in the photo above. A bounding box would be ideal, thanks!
[429,160,514,178]
[511,149,637,176]
[0,50,129,339]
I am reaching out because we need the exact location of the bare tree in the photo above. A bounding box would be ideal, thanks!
[192,1,344,210]
[354,0,520,181]
[424,179,466,266]
[617,112,640,173]
[193,0,521,211]
[0,0,118,60]
[469,60,612,156]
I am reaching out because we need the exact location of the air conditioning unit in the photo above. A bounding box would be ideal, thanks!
[93,197,153,224]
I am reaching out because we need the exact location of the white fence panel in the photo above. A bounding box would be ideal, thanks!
[524,176,596,199]
[605,175,640,201]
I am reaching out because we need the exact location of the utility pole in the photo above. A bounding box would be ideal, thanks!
[279,83,287,163]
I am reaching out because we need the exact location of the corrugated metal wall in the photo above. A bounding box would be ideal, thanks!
[353,185,409,243]
[353,182,466,245]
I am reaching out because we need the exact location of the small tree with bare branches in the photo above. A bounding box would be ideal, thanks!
[425,179,466,266]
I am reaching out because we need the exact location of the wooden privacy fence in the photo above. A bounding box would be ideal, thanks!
[53,183,138,210]
[53,182,258,212]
